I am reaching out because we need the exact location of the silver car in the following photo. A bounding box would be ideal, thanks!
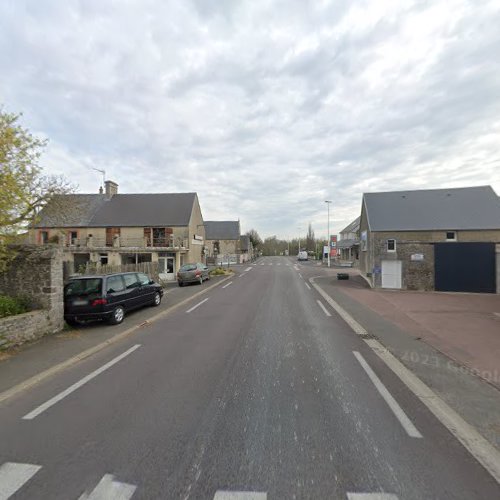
[177,262,210,286]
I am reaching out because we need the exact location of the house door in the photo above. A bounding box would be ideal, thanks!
[159,256,175,281]
[382,260,402,289]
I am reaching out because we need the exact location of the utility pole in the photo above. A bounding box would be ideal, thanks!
[325,200,332,267]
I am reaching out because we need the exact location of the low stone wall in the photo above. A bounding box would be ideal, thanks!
[0,310,60,350]
[0,245,64,349]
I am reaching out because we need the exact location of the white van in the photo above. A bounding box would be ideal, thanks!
[297,251,308,261]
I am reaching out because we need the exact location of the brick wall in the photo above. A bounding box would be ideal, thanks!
[0,245,64,349]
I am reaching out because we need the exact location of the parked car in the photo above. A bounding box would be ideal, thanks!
[298,251,308,261]
[64,272,163,326]
[177,262,210,286]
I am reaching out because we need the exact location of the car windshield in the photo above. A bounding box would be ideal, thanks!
[64,278,102,297]
[180,264,197,271]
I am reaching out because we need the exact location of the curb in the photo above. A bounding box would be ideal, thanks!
[0,274,233,405]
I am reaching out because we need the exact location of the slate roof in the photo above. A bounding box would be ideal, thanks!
[363,186,500,231]
[205,221,241,240]
[337,238,359,249]
[34,193,197,228]
[34,194,107,228]
[340,216,360,235]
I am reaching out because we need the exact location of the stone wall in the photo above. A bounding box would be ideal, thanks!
[0,245,64,349]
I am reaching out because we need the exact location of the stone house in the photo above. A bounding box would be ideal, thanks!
[359,186,500,293]
[29,181,206,281]
[204,221,241,265]
[239,235,254,263]
[337,216,360,263]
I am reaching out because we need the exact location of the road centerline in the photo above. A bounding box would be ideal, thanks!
[353,351,422,438]
[22,345,141,420]
[222,282,233,289]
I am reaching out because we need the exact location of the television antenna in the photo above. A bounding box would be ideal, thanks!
[92,168,106,189]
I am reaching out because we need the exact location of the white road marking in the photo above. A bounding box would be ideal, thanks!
[260,263,265,266]
[298,273,303,279]
[347,494,398,500]
[244,267,252,272]
[268,263,273,266]
[22,345,141,420]
[238,273,247,278]
[364,337,500,483]
[277,263,281,266]
[310,278,367,335]
[316,300,332,317]
[222,281,233,289]
[0,462,42,500]
[353,351,422,438]
[311,276,500,484]
[305,283,311,290]
[214,492,267,499]
[79,474,136,500]
[186,297,209,313]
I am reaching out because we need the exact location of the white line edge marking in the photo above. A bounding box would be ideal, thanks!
[347,494,399,500]
[244,267,252,272]
[316,300,331,317]
[305,283,311,290]
[214,492,267,499]
[310,276,500,484]
[238,273,246,278]
[353,351,422,438]
[23,345,141,420]
[310,277,367,335]
[0,462,42,500]
[79,473,136,500]
[222,282,233,289]
[186,297,209,313]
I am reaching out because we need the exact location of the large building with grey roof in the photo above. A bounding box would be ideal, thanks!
[29,181,207,281]
[204,220,246,264]
[359,185,500,293]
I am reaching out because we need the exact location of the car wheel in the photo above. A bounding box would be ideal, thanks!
[178,281,184,287]
[199,276,203,285]
[152,291,161,307]
[109,305,125,325]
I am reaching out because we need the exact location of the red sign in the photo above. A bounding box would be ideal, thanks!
[330,235,337,257]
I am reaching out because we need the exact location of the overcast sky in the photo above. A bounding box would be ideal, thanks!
[1,0,499,238]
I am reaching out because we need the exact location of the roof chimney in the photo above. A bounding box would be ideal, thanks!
[105,180,118,199]
[99,186,103,194]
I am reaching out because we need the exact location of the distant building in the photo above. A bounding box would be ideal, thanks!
[205,220,241,265]
[337,216,360,263]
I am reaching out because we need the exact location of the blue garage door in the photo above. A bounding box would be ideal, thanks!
[434,242,496,293]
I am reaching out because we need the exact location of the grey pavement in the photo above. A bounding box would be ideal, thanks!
[0,257,499,498]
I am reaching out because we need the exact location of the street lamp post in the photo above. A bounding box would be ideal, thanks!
[297,226,302,255]
[325,200,332,268]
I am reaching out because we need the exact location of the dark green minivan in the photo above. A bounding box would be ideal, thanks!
[64,272,163,326]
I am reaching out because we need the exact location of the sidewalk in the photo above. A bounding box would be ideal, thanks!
[313,271,500,451]
[0,275,232,397]
[325,270,500,389]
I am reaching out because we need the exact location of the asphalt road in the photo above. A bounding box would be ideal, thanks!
[0,257,499,499]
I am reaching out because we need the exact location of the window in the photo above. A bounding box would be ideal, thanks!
[99,253,108,265]
[137,273,150,285]
[360,231,367,251]
[40,231,49,244]
[387,239,396,252]
[446,231,456,241]
[69,231,78,245]
[106,275,125,293]
[123,273,140,289]
[65,278,102,297]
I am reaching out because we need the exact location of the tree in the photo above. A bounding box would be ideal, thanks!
[1,109,74,270]
[246,229,262,250]
[306,222,315,252]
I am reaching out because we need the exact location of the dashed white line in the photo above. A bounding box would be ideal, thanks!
[298,273,303,279]
[305,283,311,290]
[0,462,42,500]
[239,273,247,278]
[186,297,209,313]
[347,494,398,500]
[244,267,252,272]
[316,300,332,317]
[214,492,267,499]
[79,474,136,500]
[22,345,141,420]
[222,281,233,289]
[353,351,422,438]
